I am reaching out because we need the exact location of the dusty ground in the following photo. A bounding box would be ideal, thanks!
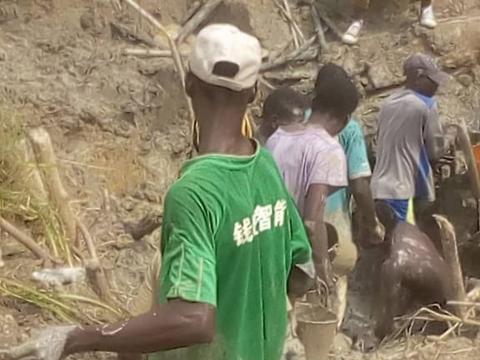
[0,0,480,359]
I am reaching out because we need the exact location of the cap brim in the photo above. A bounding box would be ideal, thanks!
[429,71,450,85]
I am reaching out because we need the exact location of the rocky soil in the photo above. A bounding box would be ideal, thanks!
[0,0,479,359]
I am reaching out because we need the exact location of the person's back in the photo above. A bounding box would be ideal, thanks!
[374,201,450,341]
[154,145,309,360]
[371,89,436,200]
[266,127,346,214]
[371,54,448,223]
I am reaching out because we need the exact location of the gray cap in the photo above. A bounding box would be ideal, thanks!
[404,53,450,85]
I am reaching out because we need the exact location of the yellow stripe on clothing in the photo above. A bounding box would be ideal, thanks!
[192,112,253,150]
[407,198,415,225]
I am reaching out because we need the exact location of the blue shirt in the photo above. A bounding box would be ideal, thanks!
[326,120,371,216]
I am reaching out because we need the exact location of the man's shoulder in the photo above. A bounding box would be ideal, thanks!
[383,89,429,113]
[166,162,220,205]
[308,128,342,151]
[165,176,201,206]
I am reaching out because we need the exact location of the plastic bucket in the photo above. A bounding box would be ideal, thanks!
[296,303,337,360]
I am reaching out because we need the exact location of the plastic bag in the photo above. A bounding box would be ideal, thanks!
[6,326,76,360]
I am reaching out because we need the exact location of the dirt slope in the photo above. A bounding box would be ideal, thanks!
[0,0,479,359]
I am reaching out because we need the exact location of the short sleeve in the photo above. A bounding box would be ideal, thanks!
[158,184,217,307]
[423,105,444,161]
[310,144,348,188]
[288,196,312,267]
[341,121,372,180]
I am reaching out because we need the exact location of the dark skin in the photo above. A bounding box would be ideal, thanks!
[259,112,304,143]
[262,105,381,277]
[68,72,255,357]
[350,177,383,248]
[405,73,439,98]
[8,72,312,360]
[368,202,450,347]
[303,110,349,289]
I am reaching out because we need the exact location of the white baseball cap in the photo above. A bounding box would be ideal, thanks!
[189,24,262,92]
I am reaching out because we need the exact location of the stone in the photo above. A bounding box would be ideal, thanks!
[0,48,7,61]
[457,74,473,87]
[367,62,399,90]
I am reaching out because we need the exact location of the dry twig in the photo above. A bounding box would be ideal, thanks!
[123,48,189,58]
[176,0,224,44]
[181,1,202,25]
[310,3,327,50]
[121,0,194,123]
[261,36,317,72]
[274,0,304,48]
[78,221,111,300]
[312,2,343,40]
[433,215,468,319]
[0,216,52,264]
[28,128,76,265]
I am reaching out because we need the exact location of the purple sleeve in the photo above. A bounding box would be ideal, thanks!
[309,144,348,188]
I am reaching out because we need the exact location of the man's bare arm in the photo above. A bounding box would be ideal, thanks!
[65,300,215,356]
[288,265,315,302]
[350,177,383,247]
[303,184,333,288]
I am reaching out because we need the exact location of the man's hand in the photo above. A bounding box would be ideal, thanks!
[317,261,335,294]
[6,326,76,360]
[359,217,385,249]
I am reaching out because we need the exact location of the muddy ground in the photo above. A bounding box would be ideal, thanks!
[0,0,480,359]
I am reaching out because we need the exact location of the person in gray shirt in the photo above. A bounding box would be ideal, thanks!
[371,53,449,224]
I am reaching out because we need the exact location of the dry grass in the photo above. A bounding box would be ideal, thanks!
[0,277,127,324]
[0,108,126,324]
[0,108,72,261]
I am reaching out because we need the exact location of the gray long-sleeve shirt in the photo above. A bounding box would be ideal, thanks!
[371,89,444,201]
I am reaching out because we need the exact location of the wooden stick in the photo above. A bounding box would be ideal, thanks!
[28,128,78,255]
[181,1,202,26]
[261,36,316,72]
[313,2,343,40]
[311,3,328,50]
[455,122,480,198]
[274,0,300,48]
[433,215,468,319]
[447,300,480,308]
[176,0,224,44]
[78,221,111,300]
[454,122,480,231]
[21,139,48,203]
[258,77,276,90]
[121,0,194,124]
[123,48,189,58]
[416,306,480,327]
[0,216,52,264]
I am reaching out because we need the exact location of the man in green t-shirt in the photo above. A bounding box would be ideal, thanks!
[7,24,313,360]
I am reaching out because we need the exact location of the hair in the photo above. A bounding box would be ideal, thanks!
[312,63,359,118]
[262,87,309,124]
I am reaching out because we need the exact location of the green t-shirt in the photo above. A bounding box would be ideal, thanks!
[149,145,312,360]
